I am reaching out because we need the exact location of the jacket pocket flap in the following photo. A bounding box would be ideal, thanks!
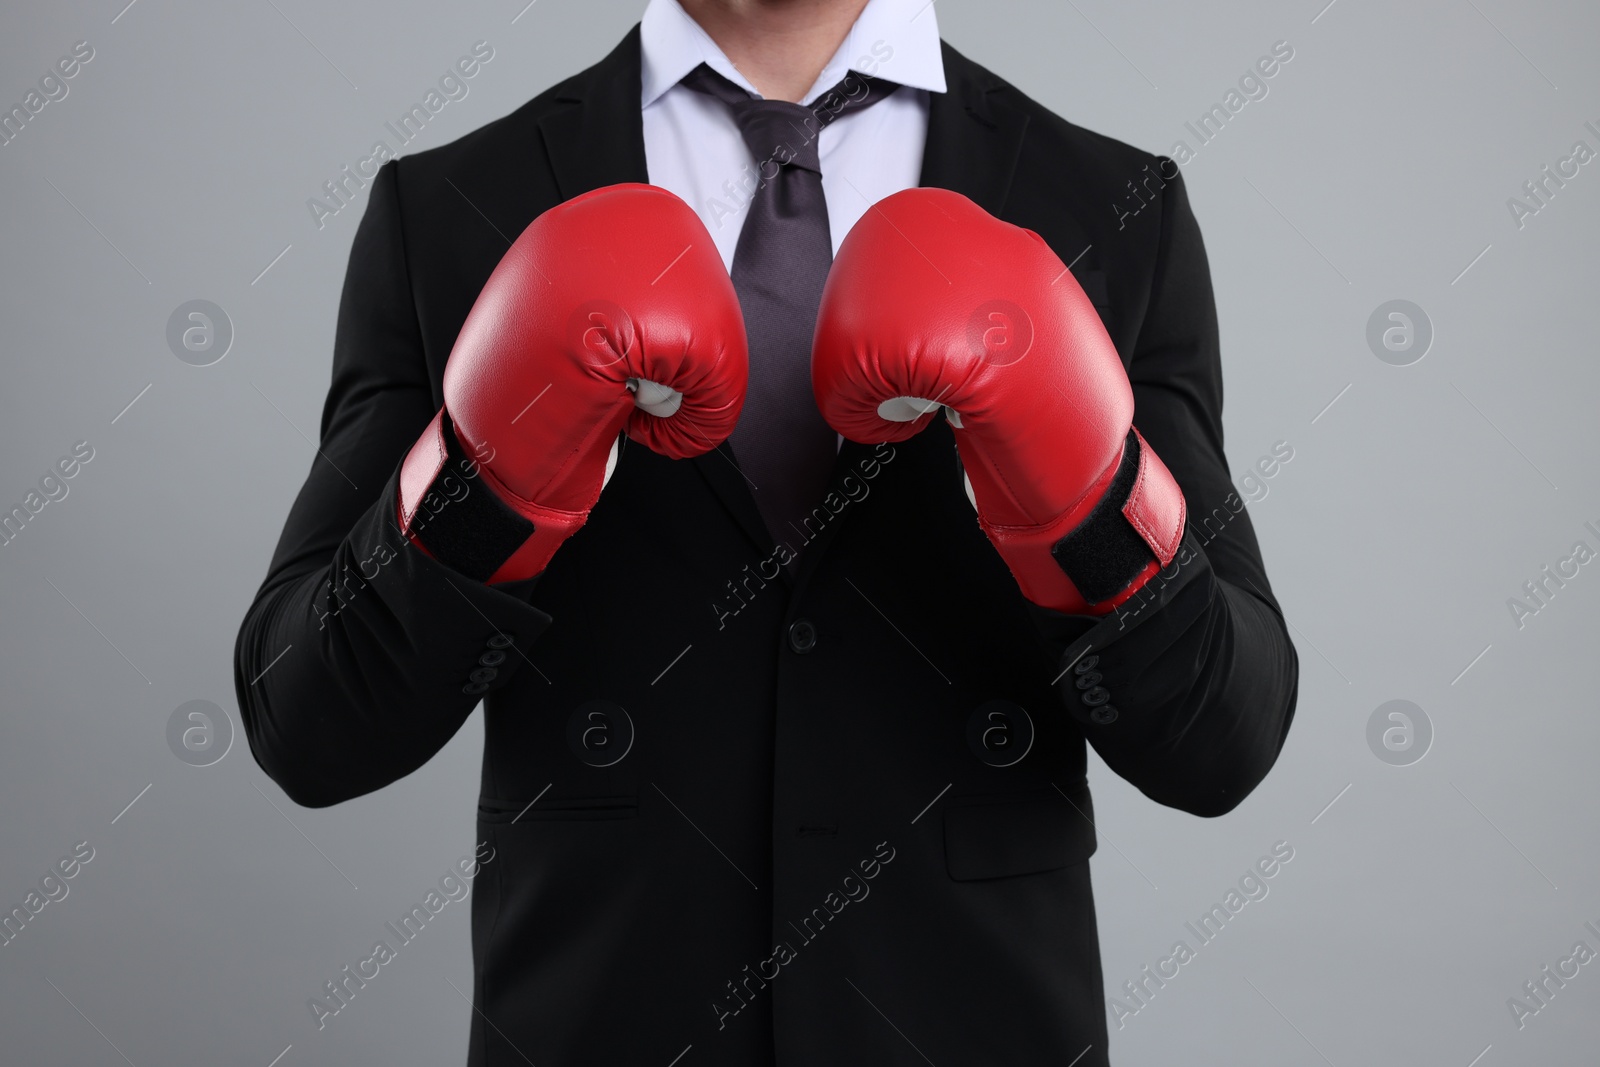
[943,785,1097,881]
[477,794,638,823]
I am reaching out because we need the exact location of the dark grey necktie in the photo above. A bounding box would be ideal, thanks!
[682,63,900,556]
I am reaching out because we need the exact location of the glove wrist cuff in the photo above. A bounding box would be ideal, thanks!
[398,410,582,584]
[1049,429,1182,601]
[986,429,1186,614]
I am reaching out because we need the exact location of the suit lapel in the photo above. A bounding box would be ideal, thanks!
[788,439,874,590]
[536,28,651,199]
[918,42,1031,215]
[443,28,649,256]
[694,441,780,561]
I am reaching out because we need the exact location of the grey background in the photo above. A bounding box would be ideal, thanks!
[2,0,1596,1063]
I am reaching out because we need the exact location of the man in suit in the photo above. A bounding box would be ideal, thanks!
[234,0,1299,1063]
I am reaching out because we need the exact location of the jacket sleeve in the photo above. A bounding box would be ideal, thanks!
[233,161,553,808]
[1033,165,1299,817]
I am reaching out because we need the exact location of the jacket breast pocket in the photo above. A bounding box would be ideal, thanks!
[477,794,639,823]
[942,782,1098,881]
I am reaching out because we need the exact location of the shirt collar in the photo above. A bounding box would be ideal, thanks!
[640,0,945,108]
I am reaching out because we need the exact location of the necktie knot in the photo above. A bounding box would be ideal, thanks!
[681,64,899,177]
[733,99,824,173]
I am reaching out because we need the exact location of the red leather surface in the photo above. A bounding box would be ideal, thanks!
[814,188,1184,614]
[446,183,748,512]
[398,184,748,580]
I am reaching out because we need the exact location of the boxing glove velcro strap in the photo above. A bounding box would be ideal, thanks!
[1049,430,1161,604]
[404,412,535,583]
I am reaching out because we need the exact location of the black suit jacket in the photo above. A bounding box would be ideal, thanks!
[235,28,1297,1067]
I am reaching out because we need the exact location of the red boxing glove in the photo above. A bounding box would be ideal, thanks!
[812,188,1185,615]
[399,184,747,583]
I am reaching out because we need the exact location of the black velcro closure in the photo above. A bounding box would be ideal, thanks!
[409,413,536,583]
[1050,430,1157,604]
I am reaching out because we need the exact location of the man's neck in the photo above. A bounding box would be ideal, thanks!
[678,0,871,102]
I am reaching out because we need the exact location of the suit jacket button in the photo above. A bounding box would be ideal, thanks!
[469,667,499,684]
[479,650,508,667]
[462,681,491,695]
[487,633,515,649]
[788,619,817,654]
[1075,671,1103,690]
[1080,686,1111,707]
[1089,704,1119,725]
[1074,654,1099,675]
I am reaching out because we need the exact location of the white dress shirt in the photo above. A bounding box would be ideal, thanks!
[639,0,947,268]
